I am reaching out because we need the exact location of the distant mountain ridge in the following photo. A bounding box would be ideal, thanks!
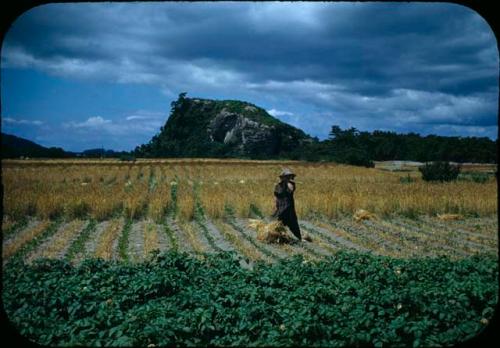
[0,133,124,159]
[134,93,313,158]
[1,133,72,158]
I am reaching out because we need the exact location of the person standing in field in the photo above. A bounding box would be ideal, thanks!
[272,168,303,241]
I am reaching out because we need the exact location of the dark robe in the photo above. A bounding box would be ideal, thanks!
[272,180,301,240]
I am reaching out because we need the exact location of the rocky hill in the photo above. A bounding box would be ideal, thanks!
[134,93,313,158]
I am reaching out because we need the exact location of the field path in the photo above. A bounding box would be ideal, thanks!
[166,217,194,254]
[143,220,171,260]
[233,218,289,260]
[212,219,270,266]
[154,221,171,253]
[392,217,496,255]
[301,239,334,257]
[2,220,51,261]
[2,218,30,241]
[94,218,124,261]
[254,216,337,259]
[177,220,215,254]
[128,220,146,262]
[457,216,497,232]
[203,218,237,252]
[418,216,498,247]
[355,219,425,258]
[360,220,444,258]
[2,219,41,245]
[283,235,332,260]
[26,220,87,262]
[383,218,471,258]
[324,218,404,257]
[143,220,159,259]
[72,221,109,263]
[300,220,372,254]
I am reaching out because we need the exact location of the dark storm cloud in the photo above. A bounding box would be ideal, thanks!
[2,1,498,141]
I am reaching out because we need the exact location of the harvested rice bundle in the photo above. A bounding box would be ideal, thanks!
[302,233,313,242]
[437,213,463,221]
[248,219,293,244]
[353,209,377,222]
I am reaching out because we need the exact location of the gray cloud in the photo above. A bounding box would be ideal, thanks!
[2,1,497,143]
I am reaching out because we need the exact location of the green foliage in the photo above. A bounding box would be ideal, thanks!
[458,172,493,184]
[325,126,374,167]
[400,174,416,184]
[2,217,29,239]
[118,219,133,262]
[65,219,97,261]
[262,125,497,165]
[65,200,91,219]
[163,222,178,252]
[419,161,461,182]
[119,154,136,162]
[163,178,179,251]
[133,94,311,159]
[132,93,497,165]
[1,132,73,158]
[249,203,264,219]
[167,177,179,218]
[3,251,497,347]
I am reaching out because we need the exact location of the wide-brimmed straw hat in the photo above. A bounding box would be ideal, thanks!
[279,168,296,178]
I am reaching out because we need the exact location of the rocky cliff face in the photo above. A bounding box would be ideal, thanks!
[207,106,281,156]
[134,95,313,158]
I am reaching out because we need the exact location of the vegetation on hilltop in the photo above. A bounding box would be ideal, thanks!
[134,93,311,159]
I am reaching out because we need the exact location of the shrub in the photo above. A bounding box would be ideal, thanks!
[336,148,374,168]
[119,154,136,162]
[419,161,461,182]
[400,174,415,184]
[458,172,491,184]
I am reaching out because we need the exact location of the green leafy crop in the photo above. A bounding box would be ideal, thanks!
[3,251,497,347]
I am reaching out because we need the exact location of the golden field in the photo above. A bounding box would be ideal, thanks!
[2,158,497,222]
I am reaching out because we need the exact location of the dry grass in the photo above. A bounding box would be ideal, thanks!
[31,220,86,260]
[437,213,463,221]
[2,220,51,260]
[177,181,195,221]
[177,221,207,253]
[353,209,378,222]
[1,216,15,232]
[94,218,123,260]
[2,160,497,222]
[300,227,334,252]
[212,219,265,261]
[143,221,159,257]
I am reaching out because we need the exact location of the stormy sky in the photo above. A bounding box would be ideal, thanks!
[1,2,498,152]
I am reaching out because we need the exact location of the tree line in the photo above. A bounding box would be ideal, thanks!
[285,126,497,166]
[3,125,496,165]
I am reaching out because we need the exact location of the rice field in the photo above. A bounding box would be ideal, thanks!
[2,159,498,265]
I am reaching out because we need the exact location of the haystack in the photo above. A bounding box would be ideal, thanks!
[437,213,463,221]
[353,209,377,222]
[248,219,292,244]
[303,233,313,242]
